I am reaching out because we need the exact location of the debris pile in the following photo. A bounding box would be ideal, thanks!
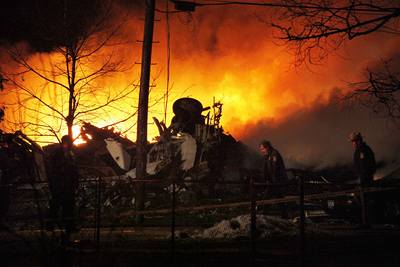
[194,214,325,239]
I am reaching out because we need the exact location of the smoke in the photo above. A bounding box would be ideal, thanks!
[1,0,400,154]
[0,0,144,52]
[239,89,400,170]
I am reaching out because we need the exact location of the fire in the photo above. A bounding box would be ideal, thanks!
[0,4,396,145]
[72,125,86,145]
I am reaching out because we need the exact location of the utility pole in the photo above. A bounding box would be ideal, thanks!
[135,0,156,223]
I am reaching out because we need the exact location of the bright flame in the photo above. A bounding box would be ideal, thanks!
[1,4,396,145]
[72,125,86,145]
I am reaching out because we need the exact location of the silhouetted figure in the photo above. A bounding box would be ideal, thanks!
[259,140,288,184]
[349,132,376,226]
[349,132,376,187]
[259,140,288,218]
[0,136,12,223]
[47,135,79,237]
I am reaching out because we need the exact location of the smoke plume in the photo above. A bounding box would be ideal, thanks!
[240,89,400,170]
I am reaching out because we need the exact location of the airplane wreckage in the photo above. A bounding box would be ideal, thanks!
[77,97,251,196]
[1,98,250,222]
[1,98,399,223]
[97,98,244,179]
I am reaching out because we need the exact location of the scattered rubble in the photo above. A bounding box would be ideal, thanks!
[193,214,327,239]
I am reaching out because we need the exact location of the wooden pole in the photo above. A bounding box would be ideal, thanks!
[135,0,156,223]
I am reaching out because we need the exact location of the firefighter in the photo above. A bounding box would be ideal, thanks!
[349,132,376,186]
[259,140,288,184]
[349,132,377,226]
[47,135,79,237]
[0,136,11,222]
[259,140,288,218]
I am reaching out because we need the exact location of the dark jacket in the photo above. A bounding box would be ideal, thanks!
[263,148,288,184]
[353,142,376,186]
[0,147,12,216]
[0,148,10,184]
[48,147,79,194]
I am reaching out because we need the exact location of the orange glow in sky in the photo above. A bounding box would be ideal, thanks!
[1,4,398,145]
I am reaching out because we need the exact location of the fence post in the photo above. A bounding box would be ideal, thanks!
[171,175,176,265]
[250,177,256,266]
[298,174,305,267]
[30,182,48,265]
[95,176,101,252]
[359,186,368,226]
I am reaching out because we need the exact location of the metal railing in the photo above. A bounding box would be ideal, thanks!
[1,171,399,266]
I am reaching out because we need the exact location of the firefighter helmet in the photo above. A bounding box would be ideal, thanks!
[348,132,363,142]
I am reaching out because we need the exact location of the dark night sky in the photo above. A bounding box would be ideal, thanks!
[0,0,143,52]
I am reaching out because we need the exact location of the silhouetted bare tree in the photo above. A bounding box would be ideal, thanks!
[271,0,400,119]
[347,60,400,119]
[272,0,400,63]
[0,0,136,141]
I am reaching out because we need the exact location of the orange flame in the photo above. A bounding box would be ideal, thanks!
[1,4,396,145]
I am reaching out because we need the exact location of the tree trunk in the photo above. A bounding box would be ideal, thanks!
[67,120,73,140]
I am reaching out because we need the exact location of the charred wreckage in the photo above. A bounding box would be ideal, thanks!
[1,98,400,225]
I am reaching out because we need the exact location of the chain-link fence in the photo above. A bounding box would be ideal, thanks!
[1,171,400,266]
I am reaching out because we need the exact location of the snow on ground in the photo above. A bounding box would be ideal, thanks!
[193,214,326,239]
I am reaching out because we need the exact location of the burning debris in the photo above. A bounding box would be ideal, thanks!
[0,130,46,184]
[73,97,252,198]
[1,96,400,233]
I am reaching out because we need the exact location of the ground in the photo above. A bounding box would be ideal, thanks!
[1,221,400,267]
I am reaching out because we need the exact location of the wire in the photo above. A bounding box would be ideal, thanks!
[162,0,399,14]
[155,8,184,14]
[164,0,172,124]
